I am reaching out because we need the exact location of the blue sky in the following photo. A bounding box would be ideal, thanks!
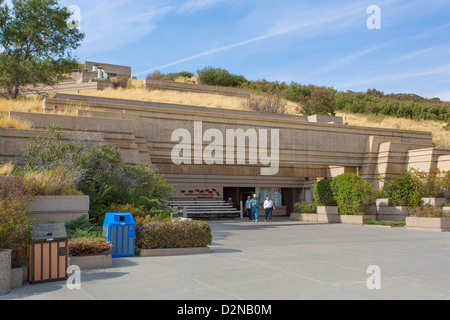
[59,0,450,100]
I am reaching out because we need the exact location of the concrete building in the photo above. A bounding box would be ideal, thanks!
[3,91,449,217]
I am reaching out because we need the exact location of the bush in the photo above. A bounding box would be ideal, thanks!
[19,126,174,219]
[197,66,247,88]
[383,171,423,207]
[313,179,337,206]
[410,168,449,198]
[135,216,212,249]
[68,237,112,257]
[330,173,375,215]
[108,203,174,220]
[409,205,448,218]
[241,92,287,114]
[111,75,131,89]
[65,215,103,240]
[0,177,34,267]
[294,201,317,213]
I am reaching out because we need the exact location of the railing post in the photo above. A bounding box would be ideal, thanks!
[183,207,188,218]
[240,201,243,219]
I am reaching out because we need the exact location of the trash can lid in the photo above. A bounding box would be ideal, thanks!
[103,212,135,226]
[31,223,67,242]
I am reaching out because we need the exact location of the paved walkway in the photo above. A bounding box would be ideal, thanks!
[2,218,450,300]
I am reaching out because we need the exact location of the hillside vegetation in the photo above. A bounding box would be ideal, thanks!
[0,68,448,148]
[81,84,449,149]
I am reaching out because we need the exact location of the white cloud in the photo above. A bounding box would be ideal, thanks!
[133,1,379,76]
[178,0,226,12]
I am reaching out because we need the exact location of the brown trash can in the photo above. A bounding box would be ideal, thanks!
[28,224,68,284]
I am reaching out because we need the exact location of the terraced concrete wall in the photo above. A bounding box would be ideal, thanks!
[144,79,251,98]
[38,94,441,188]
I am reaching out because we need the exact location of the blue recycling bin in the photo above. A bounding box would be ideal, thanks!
[103,212,135,258]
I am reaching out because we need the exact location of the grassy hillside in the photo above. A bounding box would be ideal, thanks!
[0,80,448,148]
[81,85,449,149]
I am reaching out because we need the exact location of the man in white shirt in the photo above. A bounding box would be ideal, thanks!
[264,196,275,223]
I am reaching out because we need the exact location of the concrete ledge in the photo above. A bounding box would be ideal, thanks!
[69,255,113,270]
[339,215,377,226]
[377,206,410,222]
[317,206,340,223]
[138,247,211,257]
[422,198,447,207]
[406,217,450,232]
[27,195,89,224]
[290,213,318,222]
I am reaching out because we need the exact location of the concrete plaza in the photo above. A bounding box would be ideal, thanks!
[2,218,450,300]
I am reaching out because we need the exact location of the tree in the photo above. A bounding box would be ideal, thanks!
[0,0,84,99]
[297,86,337,116]
[197,66,247,88]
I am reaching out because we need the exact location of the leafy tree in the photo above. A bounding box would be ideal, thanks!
[0,0,84,99]
[297,86,337,116]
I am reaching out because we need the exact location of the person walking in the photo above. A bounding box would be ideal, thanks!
[264,196,275,223]
[250,194,260,222]
[245,196,252,221]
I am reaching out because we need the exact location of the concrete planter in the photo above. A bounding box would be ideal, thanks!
[339,215,377,226]
[376,206,410,222]
[421,198,447,207]
[376,198,389,207]
[317,206,339,223]
[27,195,90,224]
[11,267,25,289]
[406,217,450,232]
[0,250,11,296]
[290,213,317,222]
[443,207,450,214]
[138,246,211,257]
[69,255,113,271]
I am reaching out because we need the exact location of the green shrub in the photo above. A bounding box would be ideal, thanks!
[197,66,247,88]
[68,237,112,257]
[363,220,405,227]
[19,126,175,219]
[383,171,423,207]
[0,176,34,267]
[330,173,375,215]
[313,179,337,206]
[135,216,212,249]
[294,201,317,213]
[65,215,103,240]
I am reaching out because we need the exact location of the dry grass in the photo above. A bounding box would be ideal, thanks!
[0,114,33,129]
[338,112,450,149]
[80,87,249,111]
[0,96,42,113]
[0,162,14,176]
[0,96,42,129]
